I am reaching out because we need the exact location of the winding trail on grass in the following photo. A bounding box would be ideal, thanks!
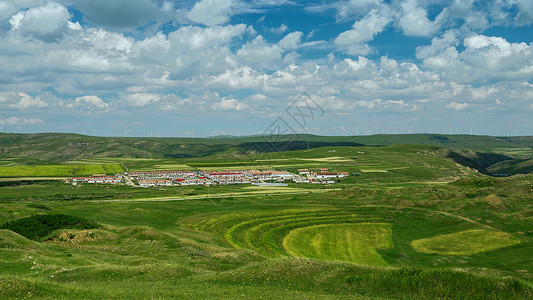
[358,205,503,232]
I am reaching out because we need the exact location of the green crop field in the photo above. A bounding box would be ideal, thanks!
[411,229,522,255]
[0,164,123,178]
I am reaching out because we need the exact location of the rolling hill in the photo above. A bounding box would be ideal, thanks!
[0,132,531,174]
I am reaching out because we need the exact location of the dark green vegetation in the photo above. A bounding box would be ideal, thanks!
[0,133,532,299]
[1,214,99,241]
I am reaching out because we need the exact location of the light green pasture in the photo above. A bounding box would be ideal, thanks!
[283,223,393,266]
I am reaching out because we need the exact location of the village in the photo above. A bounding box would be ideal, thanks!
[69,168,350,187]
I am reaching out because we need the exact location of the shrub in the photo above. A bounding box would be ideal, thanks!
[0,214,99,241]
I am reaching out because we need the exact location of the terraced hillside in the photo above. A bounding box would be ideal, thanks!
[186,204,530,271]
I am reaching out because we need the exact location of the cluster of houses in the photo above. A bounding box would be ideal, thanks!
[69,174,122,185]
[68,168,350,187]
[130,170,297,187]
[130,170,205,187]
[296,169,349,183]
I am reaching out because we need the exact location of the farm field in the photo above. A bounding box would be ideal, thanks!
[0,134,532,299]
[0,164,123,178]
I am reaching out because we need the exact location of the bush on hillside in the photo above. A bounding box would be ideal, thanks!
[0,214,99,241]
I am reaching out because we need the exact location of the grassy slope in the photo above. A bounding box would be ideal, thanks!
[487,158,533,174]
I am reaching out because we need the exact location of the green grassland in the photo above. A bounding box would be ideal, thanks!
[0,134,532,298]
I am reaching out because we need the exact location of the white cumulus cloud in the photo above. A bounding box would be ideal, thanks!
[335,9,392,55]
[397,0,439,37]
[186,0,236,26]
[237,35,284,67]
[418,32,533,83]
[278,31,303,51]
[8,92,48,109]
[9,2,71,42]
[74,95,108,110]
[212,97,249,111]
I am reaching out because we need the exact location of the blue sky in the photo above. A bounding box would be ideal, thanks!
[0,0,532,137]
